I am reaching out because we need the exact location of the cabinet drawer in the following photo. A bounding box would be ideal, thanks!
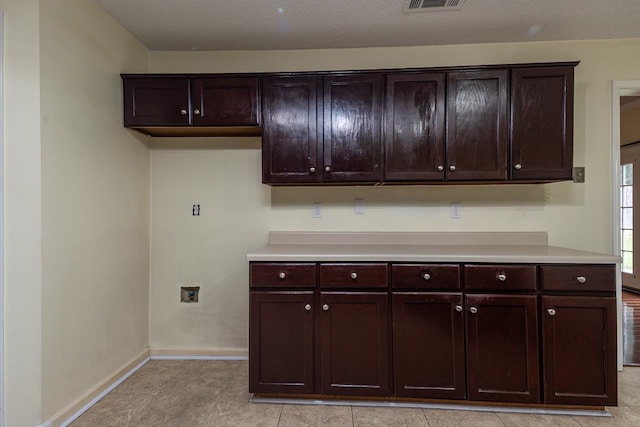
[391,264,460,290]
[464,265,537,291]
[250,263,317,288]
[320,263,388,289]
[540,265,615,292]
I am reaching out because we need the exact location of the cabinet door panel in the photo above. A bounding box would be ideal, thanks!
[323,75,383,182]
[542,296,617,405]
[446,70,508,181]
[393,293,466,399]
[250,291,315,394]
[262,76,319,183]
[384,73,445,181]
[511,67,574,181]
[320,292,390,396]
[192,77,258,126]
[466,294,539,403]
[123,78,190,126]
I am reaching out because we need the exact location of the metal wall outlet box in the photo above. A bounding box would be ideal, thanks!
[573,167,585,183]
[180,286,200,303]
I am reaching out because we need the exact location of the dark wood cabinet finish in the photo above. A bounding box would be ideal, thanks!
[393,292,466,399]
[250,263,317,288]
[249,291,315,394]
[446,70,508,181]
[320,292,390,396]
[541,296,617,406]
[465,294,540,403]
[191,77,258,126]
[384,73,446,181]
[123,78,191,126]
[391,264,460,290]
[511,67,574,181]
[464,264,537,291]
[540,264,615,292]
[261,76,320,184]
[319,263,388,289]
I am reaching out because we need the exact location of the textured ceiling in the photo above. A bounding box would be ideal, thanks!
[94,0,640,51]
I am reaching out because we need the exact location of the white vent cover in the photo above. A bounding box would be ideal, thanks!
[403,0,466,13]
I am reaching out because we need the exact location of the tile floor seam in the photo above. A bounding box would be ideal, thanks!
[494,411,508,426]
[276,402,284,426]
[420,408,432,426]
[570,415,586,427]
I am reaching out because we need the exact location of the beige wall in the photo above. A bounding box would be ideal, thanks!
[622,105,640,145]
[39,0,150,421]
[148,39,640,353]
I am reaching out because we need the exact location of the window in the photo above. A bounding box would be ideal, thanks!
[621,163,634,273]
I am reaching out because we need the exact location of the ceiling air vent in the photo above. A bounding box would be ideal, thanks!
[404,0,466,13]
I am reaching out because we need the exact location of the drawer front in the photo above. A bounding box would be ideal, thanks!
[250,263,317,288]
[391,264,461,290]
[541,265,615,292]
[464,265,537,291]
[320,263,388,289]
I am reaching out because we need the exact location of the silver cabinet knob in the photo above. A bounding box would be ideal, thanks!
[437,165,444,172]
[514,163,522,170]
[497,273,507,282]
[278,272,286,279]
[322,304,329,311]
[309,167,316,173]
[325,166,331,172]
[194,109,201,115]
[305,304,312,311]
[469,306,478,314]
[449,165,456,171]
[547,308,556,316]
[576,276,587,284]
[423,273,431,281]
[350,272,358,280]
[455,305,463,312]
[180,109,187,115]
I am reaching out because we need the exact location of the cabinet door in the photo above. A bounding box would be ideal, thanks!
[320,292,390,396]
[262,76,320,184]
[511,67,574,181]
[446,70,508,181]
[249,291,315,394]
[384,73,446,182]
[323,75,383,182]
[542,296,617,406]
[393,293,466,399]
[123,78,190,126]
[191,77,258,126]
[466,294,539,403]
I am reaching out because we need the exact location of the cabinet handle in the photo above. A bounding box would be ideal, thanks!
[455,305,463,312]
[469,306,478,314]
[497,273,507,282]
[278,272,286,279]
[437,165,444,172]
[194,108,201,115]
[350,272,358,280]
[423,273,431,281]
[547,308,556,316]
[309,167,316,173]
[305,304,312,311]
[449,165,456,171]
[514,163,522,170]
[325,166,331,173]
[322,304,329,311]
[180,109,187,115]
[576,276,587,284]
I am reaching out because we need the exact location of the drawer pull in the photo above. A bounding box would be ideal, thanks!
[351,272,358,280]
[547,308,557,316]
[322,304,329,311]
[423,273,431,281]
[309,166,316,173]
[304,304,311,311]
[278,272,286,279]
[437,165,444,172]
[469,306,478,314]
[455,305,463,312]
[576,276,587,284]
[497,273,507,282]
[180,109,187,115]
[194,108,201,115]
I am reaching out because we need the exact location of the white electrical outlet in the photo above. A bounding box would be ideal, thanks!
[451,203,462,219]
[312,202,323,218]
[354,198,365,214]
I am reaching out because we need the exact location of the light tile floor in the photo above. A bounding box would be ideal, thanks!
[70,360,640,426]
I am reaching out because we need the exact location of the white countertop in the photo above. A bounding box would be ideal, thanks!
[247,232,621,264]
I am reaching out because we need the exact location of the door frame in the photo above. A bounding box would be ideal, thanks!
[0,10,5,426]
[611,80,640,370]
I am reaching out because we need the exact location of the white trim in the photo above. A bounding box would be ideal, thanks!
[149,347,248,358]
[151,355,248,361]
[0,10,5,427]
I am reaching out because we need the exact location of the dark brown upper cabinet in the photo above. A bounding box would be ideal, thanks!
[446,70,509,182]
[261,74,383,184]
[384,73,446,182]
[122,75,259,137]
[510,66,574,181]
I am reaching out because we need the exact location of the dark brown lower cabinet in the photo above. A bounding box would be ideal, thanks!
[542,296,617,406]
[249,291,315,394]
[392,292,466,399]
[465,294,540,403]
[320,292,390,396]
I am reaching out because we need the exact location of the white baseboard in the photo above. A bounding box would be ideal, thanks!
[149,347,248,359]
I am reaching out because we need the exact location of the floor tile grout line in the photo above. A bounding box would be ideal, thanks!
[421,407,432,426]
